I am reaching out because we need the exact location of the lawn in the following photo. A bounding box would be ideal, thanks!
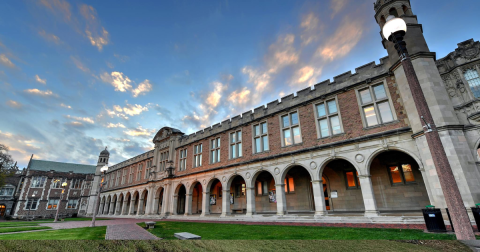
[0,218,110,228]
[0,226,106,240]
[34,217,110,222]
[139,221,470,240]
[0,226,51,233]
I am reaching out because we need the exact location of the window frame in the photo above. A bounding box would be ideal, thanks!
[137,164,143,181]
[179,149,187,171]
[314,96,344,139]
[47,199,60,210]
[210,137,221,164]
[25,198,39,210]
[51,178,67,189]
[0,187,15,196]
[355,81,397,128]
[229,130,242,159]
[66,199,79,209]
[193,144,203,168]
[279,110,302,147]
[253,121,269,154]
[464,68,480,98]
[116,171,121,186]
[387,163,416,186]
[30,176,47,188]
[284,175,295,194]
[159,151,169,171]
[344,170,361,189]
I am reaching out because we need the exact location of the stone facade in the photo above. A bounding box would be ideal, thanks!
[86,0,480,222]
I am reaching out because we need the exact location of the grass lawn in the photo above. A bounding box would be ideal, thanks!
[34,217,110,222]
[0,222,43,228]
[0,240,471,252]
[139,221,476,240]
[0,226,106,240]
[0,226,51,233]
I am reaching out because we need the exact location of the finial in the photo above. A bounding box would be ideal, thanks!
[105,146,108,150]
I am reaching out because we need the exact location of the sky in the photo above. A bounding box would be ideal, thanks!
[1,0,479,168]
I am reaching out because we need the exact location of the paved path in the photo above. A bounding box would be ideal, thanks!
[106,224,159,240]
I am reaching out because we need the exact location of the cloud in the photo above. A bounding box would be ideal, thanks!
[39,0,72,21]
[103,102,149,120]
[122,103,149,116]
[106,123,126,128]
[71,56,90,73]
[6,100,22,109]
[290,66,322,87]
[35,75,47,84]
[300,13,322,45]
[0,54,15,68]
[123,126,155,137]
[131,80,152,98]
[206,81,227,108]
[114,54,129,62]
[24,89,59,97]
[38,30,61,45]
[228,87,251,107]
[80,5,109,51]
[101,71,153,97]
[330,0,348,19]
[60,103,72,109]
[65,115,95,124]
[266,34,299,73]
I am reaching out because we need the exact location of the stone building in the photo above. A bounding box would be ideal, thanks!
[12,157,95,219]
[0,174,22,218]
[86,0,480,222]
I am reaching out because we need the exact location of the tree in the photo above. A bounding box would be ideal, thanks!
[0,144,19,188]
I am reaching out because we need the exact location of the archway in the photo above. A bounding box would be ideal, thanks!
[132,191,139,215]
[104,195,111,215]
[111,195,117,215]
[99,196,105,214]
[370,150,430,212]
[124,192,131,215]
[155,187,164,214]
[228,175,247,215]
[189,182,203,215]
[208,179,222,214]
[253,171,276,213]
[117,194,124,215]
[176,184,186,214]
[281,165,314,213]
[138,190,148,215]
[321,159,363,212]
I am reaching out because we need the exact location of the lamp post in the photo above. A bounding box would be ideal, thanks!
[54,181,68,222]
[90,164,109,228]
[26,192,36,220]
[383,15,475,240]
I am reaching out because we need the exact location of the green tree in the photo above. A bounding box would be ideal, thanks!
[0,144,19,188]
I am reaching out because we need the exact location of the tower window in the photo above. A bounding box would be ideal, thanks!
[464,69,480,98]
[389,7,399,17]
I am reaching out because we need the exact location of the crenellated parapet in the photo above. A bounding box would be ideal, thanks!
[177,56,391,147]
[436,39,480,75]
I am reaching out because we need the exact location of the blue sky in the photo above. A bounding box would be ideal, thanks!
[1,0,479,168]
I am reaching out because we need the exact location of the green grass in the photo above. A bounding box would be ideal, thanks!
[34,217,110,222]
[0,226,51,233]
[0,222,42,228]
[0,226,106,240]
[140,221,471,240]
[0,240,471,252]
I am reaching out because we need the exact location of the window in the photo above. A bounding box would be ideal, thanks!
[25,199,39,210]
[235,183,246,197]
[465,69,480,98]
[122,169,127,184]
[116,171,121,186]
[345,171,361,189]
[47,199,59,210]
[254,122,269,153]
[284,176,295,193]
[67,199,78,209]
[389,164,415,185]
[358,84,394,127]
[110,174,114,188]
[18,178,25,191]
[137,164,143,181]
[256,181,269,196]
[129,167,134,183]
[210,138,221,164]
[31,176,46,188]
[281,112,302,146]
[0,187,14,196]
[193,144,202,168]
[71,179,82,189]
[230,131,242,159]
[52,178,67,189]
[316,99,342,138]
[179,149,187,171]
[159,151,169,171]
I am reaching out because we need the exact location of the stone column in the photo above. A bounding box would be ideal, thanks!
[185,193,192,215]
[109,201,115,215]
[99,202,104,215]
[137,198,144,215]
[220,189,230,217]
[200,191,209,217]
[162,184,170,216]
[172,195,178,215]
[115,201,121,215]
[103,202,109,215]
[312,180,327,216]
[275,184,287,215]
[359,175,379,217]
[121,201,127,215]
[245,187,255,216]
[145,192,153,215]
[153,197,159,215]
[129,200,135,215]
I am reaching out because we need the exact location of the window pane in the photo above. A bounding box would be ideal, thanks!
[199,144,202,152]
[284,179,288,193]
[327,100,337,114]
[390,166,403,184]
[257,181,262,195]
[378,102,394,123]
[261,123,268,134]
[238,143,242,157]
[254,125,260,136]
[211,150,215,163]
[316,104,326,117]
[363,105,378,126]
[231,145,236,159]
[330,116,341,135]
[288,177,295,192]
[263,181,268,195]
[199,155,202,166]
[359,89,372,104]
[231,133,235,143]
[373,84,387,100]
[217,138,220,147]
[283,129,292,146]
[255,138,261,153]
[319,119,329,138]
[465,70,480,98]
[346,172,356,187]
[262,136,269,151]
[217,149,220,162]
[282,115,290,128]
[402,164,415,182]
[211,140,215,149]
[291,112,299,125]
[293,127,302,143]
[237,131,242,142]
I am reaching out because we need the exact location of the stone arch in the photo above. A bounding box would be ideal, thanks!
[206,177,223,193]
[188,180,202,194]
[174,182,186,195]
[279,163,315,213]
[402,4,412,15]
[188,180,204,215]
[251,169,277,214]
[389,7,399,17]
[365,147,424,175]
[250,169,278,187]
[173,183,187,215]
[318,156,362,178]
[226,173,246,189]
[124,191,132,215]
[154,186,165,214]
[280,163,314,182]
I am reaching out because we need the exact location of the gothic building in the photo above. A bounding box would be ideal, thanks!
[85,0,480,222]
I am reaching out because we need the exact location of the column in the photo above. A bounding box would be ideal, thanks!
[109,201,115,215]
[129,200,135,215]
[152,197,159,215]
[172,195,178,215]
[99,202,104,215]
[359,175,380,217]
[145,192,154,215]
[245,187,255,217]
[137,198,144,215]
[115,201,121,215]
[311,180,327,216]
[185,193,192,215]
[103,202,109,215]
[200,191,209,217]
[161,185,170,216]
[121,200,127,215]
[220,189,230,217]
[275,184,287,215]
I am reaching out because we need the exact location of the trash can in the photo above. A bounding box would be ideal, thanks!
[472,204,480,232]
[422,205,447,232]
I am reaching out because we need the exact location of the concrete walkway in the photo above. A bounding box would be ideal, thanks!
[106,224,159,240]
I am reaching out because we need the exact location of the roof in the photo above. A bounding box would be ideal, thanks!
[28,159,96,174]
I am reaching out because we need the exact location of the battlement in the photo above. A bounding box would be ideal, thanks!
[178,56,390,147]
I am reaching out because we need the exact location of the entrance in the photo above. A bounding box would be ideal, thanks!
[177,185,186,214]
[0,205,5,217]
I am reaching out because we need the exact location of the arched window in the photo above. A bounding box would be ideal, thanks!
[389,8,399,17]
[464,69,480,98]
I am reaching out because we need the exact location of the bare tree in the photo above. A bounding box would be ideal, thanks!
[0,144,19,188]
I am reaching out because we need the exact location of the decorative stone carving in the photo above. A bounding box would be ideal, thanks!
[309,161,317,170]
[203,179,206,185]
[355,154,365,163]
[222,176,226,182]
[274,167,280,175]
[245,172,251,179]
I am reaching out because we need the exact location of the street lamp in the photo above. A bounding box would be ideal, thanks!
[26,192,36,220]
[90,164,108,227]
[54,181,68,222]
[383,15,476,240]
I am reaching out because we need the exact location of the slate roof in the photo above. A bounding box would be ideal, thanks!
[28,159,96,174]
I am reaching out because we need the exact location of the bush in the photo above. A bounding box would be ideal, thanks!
[72,213,78,218]
[4,215,13,220]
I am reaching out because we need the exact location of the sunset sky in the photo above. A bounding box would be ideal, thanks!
[1,0,479,168]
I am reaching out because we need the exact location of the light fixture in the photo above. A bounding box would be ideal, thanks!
[382,15,407,41]
[100,164,109,173]
[61,182,68,187]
